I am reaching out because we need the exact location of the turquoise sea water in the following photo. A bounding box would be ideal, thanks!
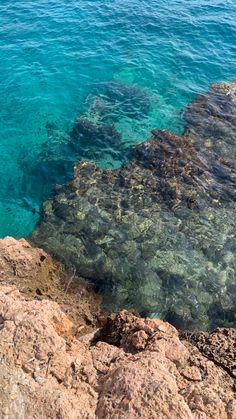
[0,0,236,238]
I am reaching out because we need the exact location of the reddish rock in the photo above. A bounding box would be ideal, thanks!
[0,237,103,337]
[0,238,235,418]
[0,285,97,418]
[181,328,236,378]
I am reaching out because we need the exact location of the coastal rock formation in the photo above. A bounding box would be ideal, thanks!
[21,79,150,201]
[0,284,96,418]
[69,115,127,165]
[0,237,103,336]
[31,81,236,330]
[0,238,235,418]
[0,282,235,418]
[183,81,236,163]
[181,327,236,378]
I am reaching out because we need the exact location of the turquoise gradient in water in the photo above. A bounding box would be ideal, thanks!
[0,0,236,237]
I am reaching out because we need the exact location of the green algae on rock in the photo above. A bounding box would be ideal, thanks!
[30,81,236,330]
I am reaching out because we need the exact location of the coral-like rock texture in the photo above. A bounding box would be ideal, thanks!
[31,81,236,329]
[0,283,235,418]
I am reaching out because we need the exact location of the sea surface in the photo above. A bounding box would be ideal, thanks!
[0,0,236,237]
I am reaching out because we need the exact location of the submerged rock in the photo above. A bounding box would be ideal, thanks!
[31,81,236,330]
[69,116,128,164]
[183,81,236,164]
[20,79,150,206]
[87,80,151,121]
[21,114,128,206]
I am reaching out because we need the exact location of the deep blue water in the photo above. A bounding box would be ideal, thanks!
[0,0,236,237]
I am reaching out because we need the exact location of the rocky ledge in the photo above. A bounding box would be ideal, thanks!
[0,238,236,418]
[0,237,103,337]
[31,81,236,330]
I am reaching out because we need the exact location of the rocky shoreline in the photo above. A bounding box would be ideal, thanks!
[0,237,104,338]
[31,81,236,330]
[0,237,236,418]
[0,81,236,417]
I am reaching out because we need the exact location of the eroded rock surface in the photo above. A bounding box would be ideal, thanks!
[31,81,236,330]
[0,237,103,337]
[0,238,235,418]
[0,283,235,418]
[181,328,236,378]
[0,285,97,419]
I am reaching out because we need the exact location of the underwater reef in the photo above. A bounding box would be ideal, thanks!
[20,79,147,206]
[86,80,151,122]
[31,81,236,330]
[22,79,149,188]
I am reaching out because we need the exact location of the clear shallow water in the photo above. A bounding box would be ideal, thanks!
[0,0,236,237]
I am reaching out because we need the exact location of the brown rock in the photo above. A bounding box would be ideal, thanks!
[0,284,235,418]
[181,328,236,378]
[180,366,202,382]
[0,237,103,337]
[0,285,97,418]
[96,355,193,419]
[0,238,235,418]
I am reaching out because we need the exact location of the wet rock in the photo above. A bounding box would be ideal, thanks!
[183,81,236,164]
[31,81,236,330]
[69,116,127,164]
[88,80,151,121]
[21,113,129,207]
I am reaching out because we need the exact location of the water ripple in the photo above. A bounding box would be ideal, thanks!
[0,0,236,237]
